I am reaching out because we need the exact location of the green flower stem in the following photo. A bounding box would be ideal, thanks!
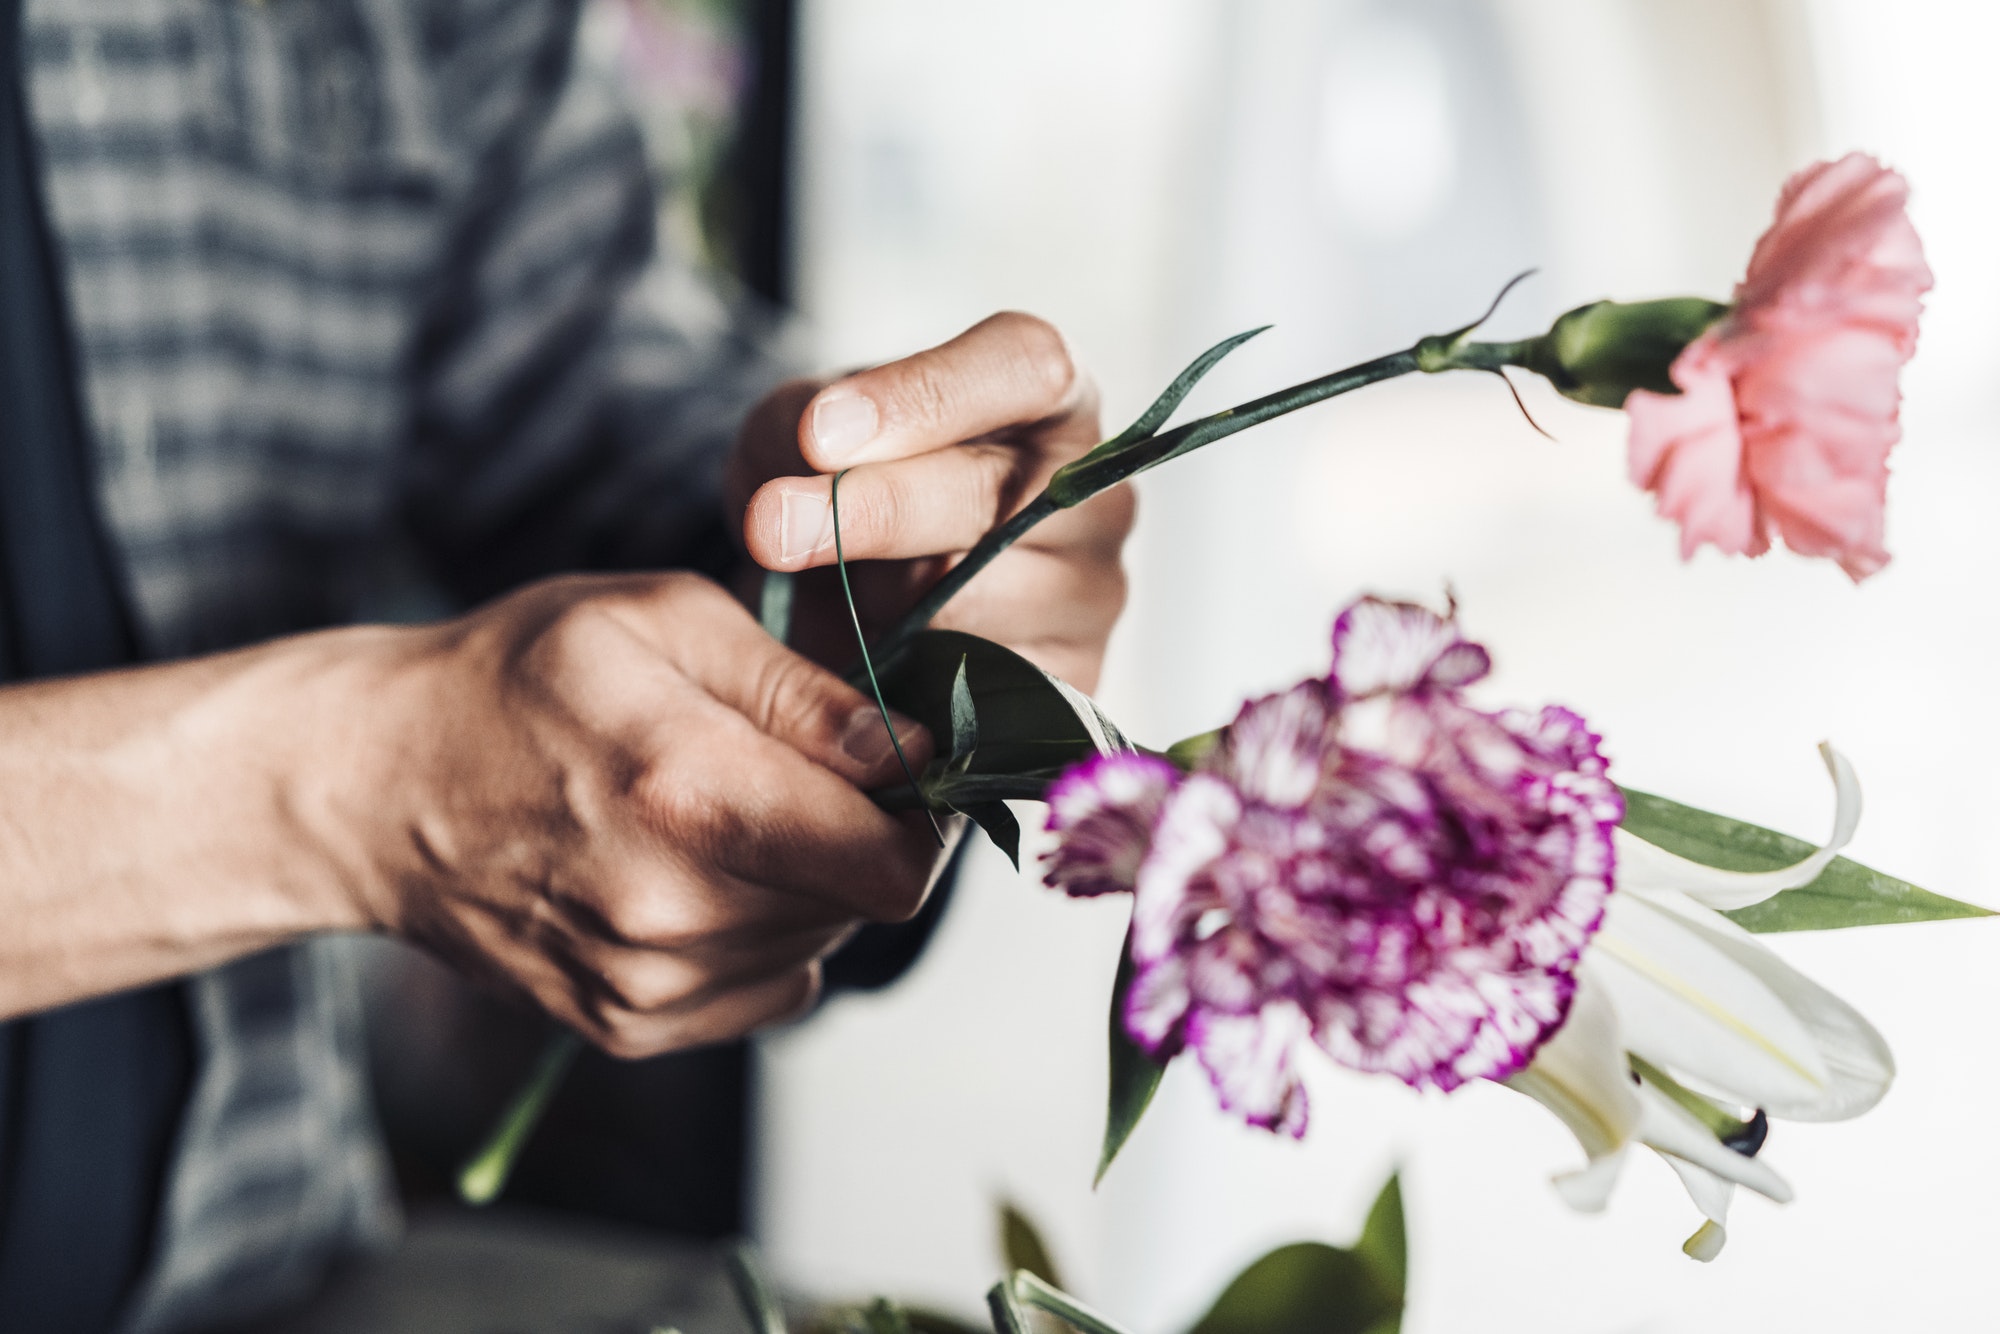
[1011,1272,1135,1334]
[455,1031,581,1205]
[986,1282,1033,1334]
[1426,337,1539,374]
[868,346,1453,666]
[728,1244,791,1334]
[1629,1053,1751,1143]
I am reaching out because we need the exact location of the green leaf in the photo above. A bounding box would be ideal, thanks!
[950,655,978,763]
[1185,1176,1405,1334]
[904,1310,991,1334]
[875,630,1133,799]
[1618,787,1994,932]
[957,800,1023,871]
[1352,1175,1405,1296]
[1095,327,1271,454]
[1163,729,1220,772]
[1097,940,1165,1185]
[999,1201,1067,1291]
[858,1299,914,1334]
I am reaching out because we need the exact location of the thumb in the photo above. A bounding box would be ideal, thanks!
[673,582,933,789]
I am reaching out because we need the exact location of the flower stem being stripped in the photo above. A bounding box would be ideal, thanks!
[833,468,945,848]
[454,1030,581,1205]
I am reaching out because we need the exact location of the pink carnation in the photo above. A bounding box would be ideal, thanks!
[1042,599,1622,1136]
[1626,153,1933,582]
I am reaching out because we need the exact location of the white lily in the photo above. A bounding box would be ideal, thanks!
[1506,744,1894,1259]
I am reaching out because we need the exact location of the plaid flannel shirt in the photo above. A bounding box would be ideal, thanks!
[21,1,796,1328]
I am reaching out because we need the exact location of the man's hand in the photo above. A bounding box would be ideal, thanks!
[346,573,940,1057]
[726,312,1135,692]
[0,312,1134,1060]
[0,570,939,1056]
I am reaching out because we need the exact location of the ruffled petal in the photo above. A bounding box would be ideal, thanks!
[1329,597,1490,703]
[1186,1004,1311,1138]
[1042,752,1183,897]
[1625,336,1767,561]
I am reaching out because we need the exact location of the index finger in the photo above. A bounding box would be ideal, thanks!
[798,311,1097,471]
[643,686,944,923]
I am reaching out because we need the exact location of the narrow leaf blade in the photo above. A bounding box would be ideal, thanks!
[949,655,978,762]
[999,1201,1067,1290]
[1099,327,1271,453]
[957,800,1022,870]
[877,631,1134,779]
[1618,787,1992,933]
[1353,1174,1406,1295]
[1097,942,1165,1184]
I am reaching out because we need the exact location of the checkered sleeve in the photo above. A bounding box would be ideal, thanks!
[400,0,801,603]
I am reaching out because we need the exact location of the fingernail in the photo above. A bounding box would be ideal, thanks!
[779,490,833,564]
[840,707,923,772]
[810,389,879,463]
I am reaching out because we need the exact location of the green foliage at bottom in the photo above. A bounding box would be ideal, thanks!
[1186,1175,1406,1334]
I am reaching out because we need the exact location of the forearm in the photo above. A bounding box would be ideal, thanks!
[0,626,403,1018]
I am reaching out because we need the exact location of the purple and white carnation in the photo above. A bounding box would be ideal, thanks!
[1042,597,1623,1136]
[1044,752,1180,898]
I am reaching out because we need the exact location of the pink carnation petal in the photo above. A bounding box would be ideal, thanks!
[1737,326,1901,580]
[1625,154,1929,580]
[1626,339,1766,560]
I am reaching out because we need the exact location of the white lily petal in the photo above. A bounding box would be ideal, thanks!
[1637,1082,1794,1205]
[1682,1219,1727,1262]
[1553,1151,1628,1213]
[1664,1154,1734,1225]
[1615,743,1861,911]
[1505,966,1641,1160]
[1636,890,1894,1122]
[1591,893,1831,1111]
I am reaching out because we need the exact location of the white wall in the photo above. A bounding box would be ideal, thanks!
[758,4,2000,1331]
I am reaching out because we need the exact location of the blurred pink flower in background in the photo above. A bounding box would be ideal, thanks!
[1625,153,1933,582]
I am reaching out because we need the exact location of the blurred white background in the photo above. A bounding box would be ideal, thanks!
[751,3,2000,1331]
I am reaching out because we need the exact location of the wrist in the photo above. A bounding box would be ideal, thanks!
[0,622,440,1016]
[242,620,447,936]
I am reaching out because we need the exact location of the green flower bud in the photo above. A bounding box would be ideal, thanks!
[1518,297,1729,408]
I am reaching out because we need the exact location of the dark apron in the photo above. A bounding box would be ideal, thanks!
[0,1,194,1328]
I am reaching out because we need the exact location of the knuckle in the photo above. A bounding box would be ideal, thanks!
[585,857,717,951]
[896,353,962,432]
[989,311,1077,406]
[528,597,621,674]
[743,652,846,752]
[599,959,685,1015]
[645,768,733,850]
